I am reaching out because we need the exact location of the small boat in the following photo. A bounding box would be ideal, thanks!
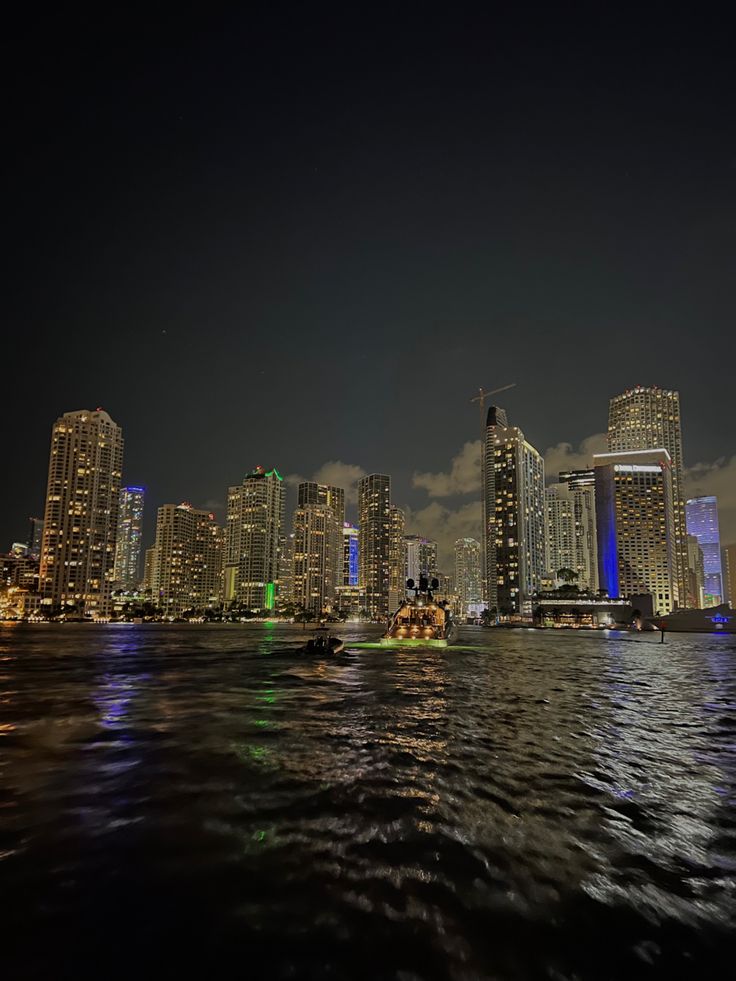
[300,627,345,655]
[381,577,457,647]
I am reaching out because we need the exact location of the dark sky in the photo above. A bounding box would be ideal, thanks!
[4,7,736,551]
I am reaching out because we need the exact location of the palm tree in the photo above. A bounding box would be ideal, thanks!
[557,568,578,584]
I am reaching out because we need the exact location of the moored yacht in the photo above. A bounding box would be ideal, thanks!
[381,577,457,647]
[648,604,736,633]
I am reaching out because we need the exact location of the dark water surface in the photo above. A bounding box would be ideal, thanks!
[1,624,735,979]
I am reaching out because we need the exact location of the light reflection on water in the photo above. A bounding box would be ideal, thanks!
[0,622,735,979]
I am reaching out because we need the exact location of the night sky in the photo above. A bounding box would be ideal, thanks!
[5,8,736,562]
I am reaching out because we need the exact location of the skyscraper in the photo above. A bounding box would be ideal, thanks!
[297,482,345,527]
[546,481,598,591]
[27,517,44,560]
[454,537,482,613]
[722,543,736,606]
[224,466,285,611]
[607,387,688,605]
[341,523,359,587]
[489,416,545,615]
[404,535,438,584]
[39,409,123,617]
[686,534,706,609]
[594,449,676,613]
[113,486,145,590]
[292,502,341,615]
[150,503,223,615]
[482,405,509,603]
[685,496,724,605]
[358,473,391,618]
[388,505,406,610]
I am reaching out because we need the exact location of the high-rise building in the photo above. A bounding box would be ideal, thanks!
[224,466,285,611]
[483,406,509,604]
[297,482,345,527]
[404,535,438,584]
[113,486,145,590]
[142,546,156,595]
[39,409,124,617]
[358,473,391,618]
[150,503,223,615]
[594,449,676,613]
[686,534,706,609]
[546,481,598,591]
[341,523,359,587]
[292,503,341,615]
[685,496,723,606]
[607,387,688,605]
[27,517,44,560]
[278,532,295,608]
[490,418,545,615]
[454,537,482,612]
[388,505,406,610]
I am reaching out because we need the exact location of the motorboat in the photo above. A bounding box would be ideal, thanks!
[381,577,457,647]
[300,627,345,655]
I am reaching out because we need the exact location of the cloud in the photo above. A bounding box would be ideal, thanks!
[412,440,481,497]
[684,455,736,545]
[404,500,482,569]
[285,461,366,504]
[543,433,608,480]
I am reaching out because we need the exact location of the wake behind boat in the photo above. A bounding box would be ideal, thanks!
[381,577,457,647]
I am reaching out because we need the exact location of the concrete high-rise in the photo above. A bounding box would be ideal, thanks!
[150,503,223,615]
[685,496,723,606]
[454,537,482,613]
[607,387,688,605]
[482,406,509,604]
[297,482,345,527]
[39,409,124,617]
[113,486,145,590]
[722,543,736,606]
[341,523,359,587]
[388,506,406,611]
[224,466,285,611]
[489,417,545,615]
[292,503,341,615]
[594,449,676,613]
[358,474,391,618]
[546,481,598,591]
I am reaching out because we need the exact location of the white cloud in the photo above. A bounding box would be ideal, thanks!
[685,455,736,545]
[543,433,608,480]
[285,461,366,504]
[404,500,482,569]
[412,440,481,497]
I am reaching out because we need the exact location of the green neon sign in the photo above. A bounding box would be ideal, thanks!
[264,581,275,609]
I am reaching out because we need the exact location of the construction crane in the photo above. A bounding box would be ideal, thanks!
[470,383,516,432]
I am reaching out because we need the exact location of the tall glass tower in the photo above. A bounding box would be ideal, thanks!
[685,496,723,605]
[113,486,145,590]
[358,473,391,618]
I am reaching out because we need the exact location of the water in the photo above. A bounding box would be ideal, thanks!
[1,623,735,979]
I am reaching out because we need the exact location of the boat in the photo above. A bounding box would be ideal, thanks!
[381,577,458,647]
[300,627,345,655]
[647,604,736,634]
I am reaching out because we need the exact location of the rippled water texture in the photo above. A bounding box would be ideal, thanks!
[1,624,735,979]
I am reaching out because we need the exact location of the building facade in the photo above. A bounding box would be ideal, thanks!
[607,387,688,605]
[297,482,345,527]
[27,517,44,560]
[150,503,223,615]
[341,523,359,586]
[358,473,391,618]
[39,409,124,617]
[686,534,706,609]
[292,503,341,615]
[404,535,438,584]
[113,486,145,590]
[685,496,724,606]
[388,505,406,611]
[491,420,545,615]
[482,405,509,605]
[594,449,677,614]
[224,466,285,611]
[545,481,598,591]
[454,537,482,613]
